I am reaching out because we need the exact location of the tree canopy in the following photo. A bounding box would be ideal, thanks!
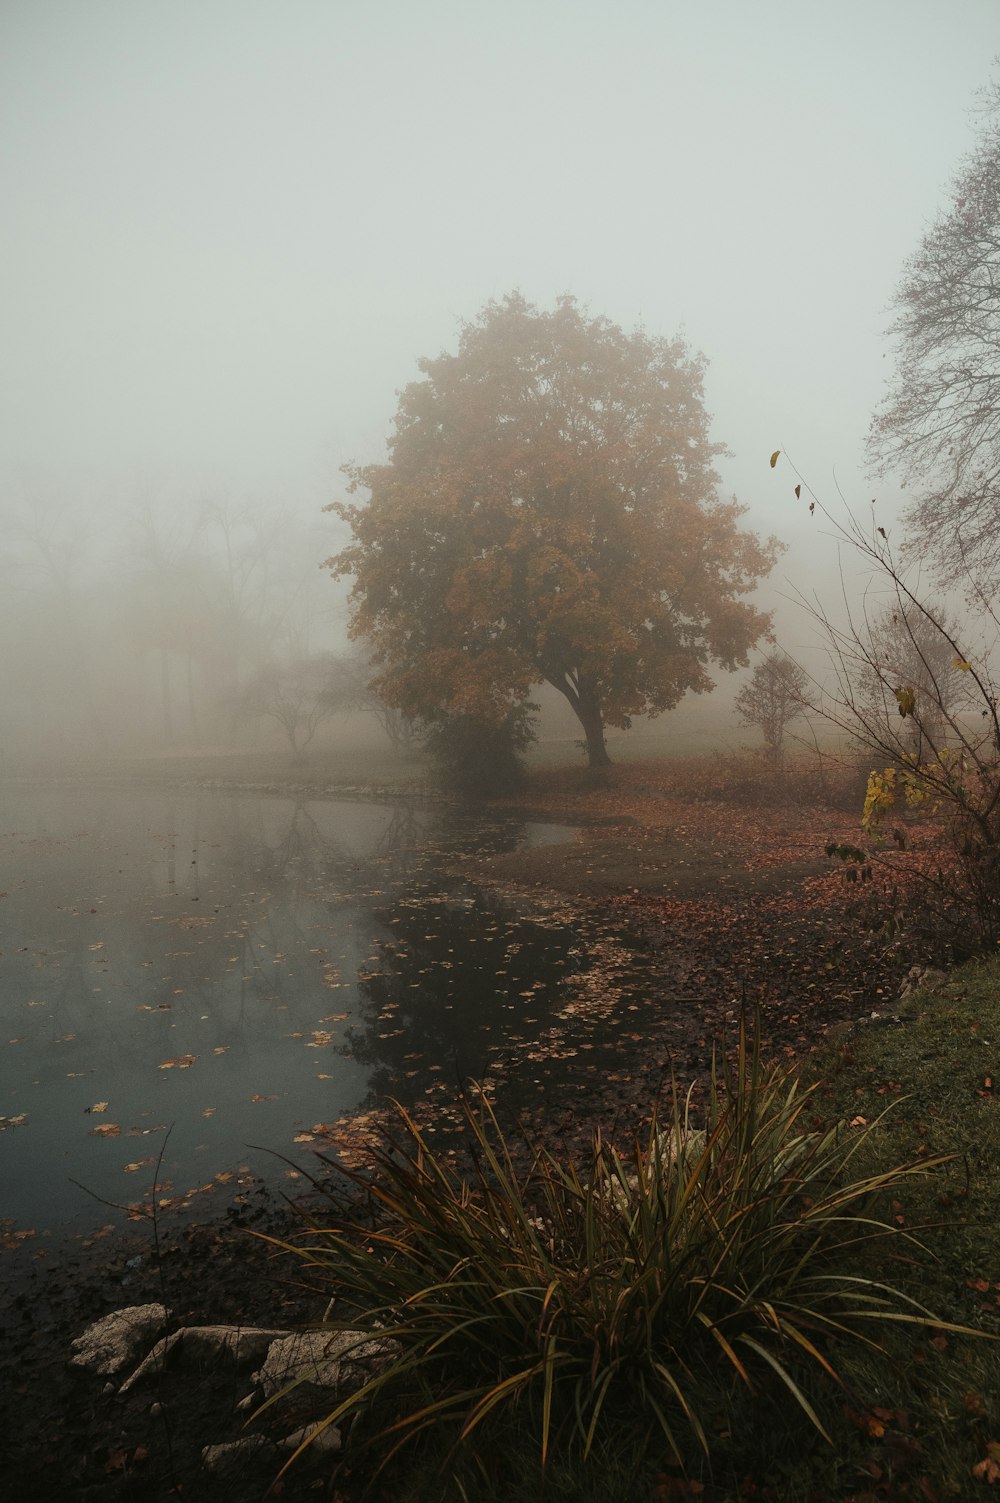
[869,81,1000,585]
[327,293,781,767]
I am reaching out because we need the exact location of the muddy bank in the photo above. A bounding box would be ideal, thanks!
[456,824,830,898]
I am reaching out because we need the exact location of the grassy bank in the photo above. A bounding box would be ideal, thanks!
[289,960,1000,1503]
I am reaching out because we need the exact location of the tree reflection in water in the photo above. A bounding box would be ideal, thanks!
[342,885,585,1112]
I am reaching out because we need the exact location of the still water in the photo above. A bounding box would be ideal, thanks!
[0,785,619,1238]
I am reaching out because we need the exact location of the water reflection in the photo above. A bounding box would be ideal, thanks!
[0,785,584,1236]
[343,886,583,1106]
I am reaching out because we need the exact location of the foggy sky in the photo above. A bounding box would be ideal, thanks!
[2,0,997,636]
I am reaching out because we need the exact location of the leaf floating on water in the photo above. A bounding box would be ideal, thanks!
[0,1114,28,1131]
[84,1101,109,1114]
[123,1158,155,1174]
[89,1123,121,1138]
[769,449,780,468]
[0,1227,35,1249]
[159,1055,197,1070]
[201,1107,217,1118]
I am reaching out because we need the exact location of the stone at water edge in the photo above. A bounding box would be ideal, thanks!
[69,1304,170,1377]
[201,1436,277,1474]
[252,1329,402,1399]
[119,1324,292,1392]
[281,1421,343,1455]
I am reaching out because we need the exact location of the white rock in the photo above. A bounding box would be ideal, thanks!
[120,1325,290,1392]
[281,1421,343,1455]
[69,1304,170,1376]
[201,1437,275,1474]
[253,1329,400,1399]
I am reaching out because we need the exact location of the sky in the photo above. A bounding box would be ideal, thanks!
[2,0,998,650]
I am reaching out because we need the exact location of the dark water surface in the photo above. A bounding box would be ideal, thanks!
[1,785,633,1239]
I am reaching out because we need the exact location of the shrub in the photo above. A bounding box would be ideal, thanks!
[261,1027,963,1483]
[422,707,535,795]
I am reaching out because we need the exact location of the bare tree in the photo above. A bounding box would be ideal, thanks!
[853,603,965,763]
[330,647,423,756]
[734,650,807,763]
[781,462,1000,952]
[868,78,1000,585]
[235,656,341,759]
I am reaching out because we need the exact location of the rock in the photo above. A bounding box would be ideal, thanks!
[281,1421,343,1455]
[201,1436,276,1474]
[898,964,948,1002]
[69,1304,170,1377]
[120,1325,290,1392]
[253,1329,401,1400]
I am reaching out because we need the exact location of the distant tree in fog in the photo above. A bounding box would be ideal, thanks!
[869,79,1000,586]
[125,495,337,747]
[734,651,807,764]
[333,647,423,756]
[850,602,966,763]
[327,293,781,769]
[235,655,343,758]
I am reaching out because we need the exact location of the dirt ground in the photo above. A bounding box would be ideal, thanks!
[1,756,919,1503]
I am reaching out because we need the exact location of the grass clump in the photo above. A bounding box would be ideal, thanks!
[263,1024,965,1491]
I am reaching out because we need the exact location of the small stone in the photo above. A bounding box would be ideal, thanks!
[201,1436,275,1474]
[70,1304,171,1377]
[149,1402,163,1417]
[281,1421,342,1455]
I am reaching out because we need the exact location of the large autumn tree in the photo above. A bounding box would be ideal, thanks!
[327,294,781,768]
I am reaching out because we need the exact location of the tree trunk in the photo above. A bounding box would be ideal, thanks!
[577,695,611,768]
[159,649,174,747]
[547,672,611,768]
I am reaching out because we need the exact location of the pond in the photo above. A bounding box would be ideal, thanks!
[0,785,655,1242]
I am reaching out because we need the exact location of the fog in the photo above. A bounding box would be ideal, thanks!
[2,0,996,765]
